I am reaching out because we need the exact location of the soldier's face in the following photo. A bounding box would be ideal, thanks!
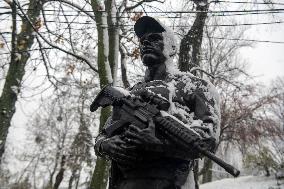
[139,32,166,67]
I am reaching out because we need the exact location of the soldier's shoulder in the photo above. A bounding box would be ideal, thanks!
[168,72,220,102]
[168,72,213,88]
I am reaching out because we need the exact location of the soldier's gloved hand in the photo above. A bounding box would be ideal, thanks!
[100,135,140,164]
[124,118,162,148]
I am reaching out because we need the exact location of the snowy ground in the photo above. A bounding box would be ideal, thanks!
[200,176,284,189]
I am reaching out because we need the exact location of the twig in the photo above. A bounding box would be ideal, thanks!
[190,67,242,89]
[3,0,12,7]
[36,35,63,88]
[125,0,164,11]
[46,0,96,21]
[15,0,98,73]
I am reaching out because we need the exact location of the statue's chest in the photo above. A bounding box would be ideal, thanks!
[131,80,170,100]
[131,80,195,123]
[131,80,196,104]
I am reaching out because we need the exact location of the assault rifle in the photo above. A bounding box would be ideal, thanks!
[90,85,240,177]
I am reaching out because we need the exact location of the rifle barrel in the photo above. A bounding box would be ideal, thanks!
[198,147,240,177]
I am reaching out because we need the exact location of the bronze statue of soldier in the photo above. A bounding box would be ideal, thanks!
[94,16,221,189]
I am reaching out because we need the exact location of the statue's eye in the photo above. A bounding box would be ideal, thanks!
[140,33,163,44]
[148,34,163,42]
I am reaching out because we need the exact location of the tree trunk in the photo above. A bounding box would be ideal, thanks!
[0,0,43,162]
[75,168,81,189]
[68,93,93,189]
[89,107,111,189]
[53,155,66,189]
[47,148,61,188]
[119,44,130,88]
[178,1,209,75]
[178,2,210,186]
[193,160,200,189]
[90,0,117,188]
[201,157,213,184]
[68,171,75,189]
[91,0,113,87]
[90,156,110,189]
[106,0,119,86]
[265,166,270,177]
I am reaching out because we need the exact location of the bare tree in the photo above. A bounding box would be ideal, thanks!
[0,0,43,161]
[178,0,210,74]
[0,0,98,163]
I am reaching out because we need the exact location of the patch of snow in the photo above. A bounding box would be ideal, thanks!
[112,31,119,86]
[198,1,207,7]
[200,175,283,189]
[167,79,177,114]
[160,110,201,136]
[102,12,113,84]
[120,47,127,74]
[162,31,179,74]
[15,53,21,61]
[166,79,193,123]
[107,1,119,86]
[105,65,113,84]
[276,168,284,179]
[105,59,113,83]
[97,1,105,11]
[156,93,169,102]
[11,85,19,94]
[191,120,203,127]
[183,77,196,94]
[181,170,195,189]
[148,18,178,74]
[160,21,177,56]
[111,1,117,25]
[113,86,130,96]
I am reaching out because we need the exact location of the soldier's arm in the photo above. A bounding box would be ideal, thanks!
[95,117,141,164]
[94,106,125,158]
[94,117,112,158]
[184,81,221,152]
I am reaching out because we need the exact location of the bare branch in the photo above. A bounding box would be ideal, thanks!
[0,32,11,52]
[190,67,242,89]
[0,11,12,15]
[125,0,164,11]
[119,43,130,88]
[46,0,96,21]
[58,3,76,53]
[36,35,62,88]
[15,1,98,73]
[3,0,12,7]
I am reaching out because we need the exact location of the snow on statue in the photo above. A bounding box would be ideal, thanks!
[93,16,222,189]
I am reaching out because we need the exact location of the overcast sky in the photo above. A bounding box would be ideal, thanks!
[241,16,284,84]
